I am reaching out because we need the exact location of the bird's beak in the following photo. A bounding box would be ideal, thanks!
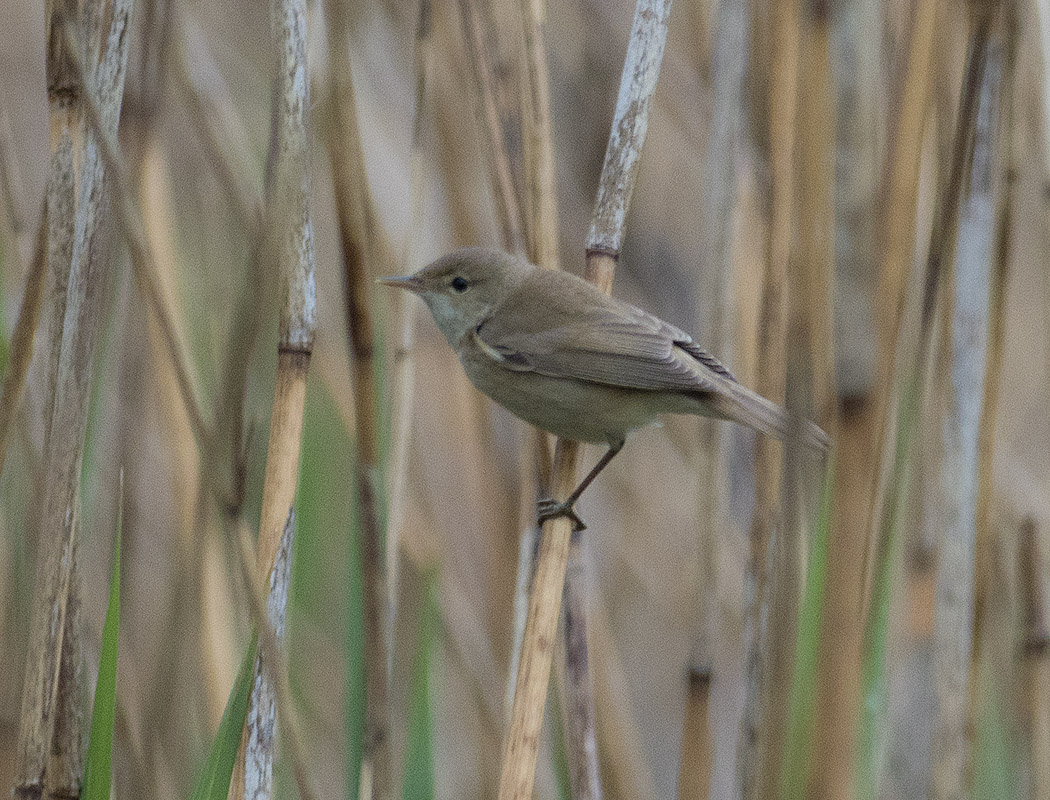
[377,275,423,292]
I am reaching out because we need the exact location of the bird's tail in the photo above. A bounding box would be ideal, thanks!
[707,379,830,453]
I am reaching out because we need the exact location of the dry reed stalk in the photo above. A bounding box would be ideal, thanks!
[590,594,657,800]
[322,2,390,797]
[173,10,263,233]
[234,515,318,800]
[457,0,527,255]
[967,0,1016,760]
[1019,518,1050,800]
[859,0,939,625]
[0,110,29,245]
[931,6,1002,799]
[558,535,601,800]
[14,3,133,797]
[679,0,749,793]
[677,665,714,800]
[760,1,838,795]
[496,3,674,799]
[795,1,876,797]
[0,214,47,484]
[739,0,797,795]
[171,6,270,516]
[385,0,434,706]
[229,0,317,794]
[68,26,212,455]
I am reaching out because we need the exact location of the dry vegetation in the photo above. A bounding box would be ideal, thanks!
[0,0,1047,799]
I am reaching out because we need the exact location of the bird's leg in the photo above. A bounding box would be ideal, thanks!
[537,439,625,532]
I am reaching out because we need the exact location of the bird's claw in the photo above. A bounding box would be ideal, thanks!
[537,497,586,532]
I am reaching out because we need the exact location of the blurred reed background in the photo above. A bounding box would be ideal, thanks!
[0,0,1047,798]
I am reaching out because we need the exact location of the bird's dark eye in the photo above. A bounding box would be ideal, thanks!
[450,276,470,293]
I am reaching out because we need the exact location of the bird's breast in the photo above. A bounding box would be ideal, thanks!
[457,343,663,444]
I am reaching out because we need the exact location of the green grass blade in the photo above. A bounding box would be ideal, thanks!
[402,573,439,800]
[81,478,123,800]
[779,462,835,800]
[188,633,259,800]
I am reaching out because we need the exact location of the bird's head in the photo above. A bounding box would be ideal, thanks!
[379,247,530,346]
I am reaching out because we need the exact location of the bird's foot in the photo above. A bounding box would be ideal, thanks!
[537,498,586,532]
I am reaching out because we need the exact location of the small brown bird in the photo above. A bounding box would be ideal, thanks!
[381,247,828,530]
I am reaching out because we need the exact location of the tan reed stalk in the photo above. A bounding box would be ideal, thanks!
[172,10,262,232]
[967,0,1016,765]
[0,214,47,484]
[14,3,134,797]
[931,6,1003,799]
[457,0,527,255]
[795,1,875,797]
[859,0,939,625]
[385,0,434,718]
[677,664,714,800]
[0,110,29,245]
[558,535,601,800]
[763,0,838,795]
[738,0,797,796]
[678,0,749,793]
[496,2,674,798]
[322,3,390,797]
[229,0,317,794]
[1019,518,1050,800]
[234,514,318,800]
[67,26,212,455]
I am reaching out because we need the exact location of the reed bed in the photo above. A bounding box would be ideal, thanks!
[1,0,1047,799]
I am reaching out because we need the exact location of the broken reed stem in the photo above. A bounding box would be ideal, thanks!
[234,516,318,800]
[739,0,797,795]
[497,2,673,798]
[932,7,1002,799]
[230,0,317,794]
[457,0,527,255]
[14,4,133,798]
[323,3,389,797]
[0,213,47,484]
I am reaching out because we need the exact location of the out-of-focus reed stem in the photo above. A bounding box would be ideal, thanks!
[740,0,796,795]
[968,0,1016,758]
[230,0,317,794]
[681,0,748,793]
[15,3,133,797]
[386,0,434,703]
[323,3,390,797]
[677,665,714,800]
[931,6,1002,799]
[860,0,939,630]
[497,2,673,798]
[0,213,47,484]
[1020,518,1050,800]
[457,0,526,256]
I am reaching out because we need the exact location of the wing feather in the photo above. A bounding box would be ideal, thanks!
[475,269,737,392]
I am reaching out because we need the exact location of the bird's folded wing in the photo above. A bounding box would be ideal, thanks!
[475,291,736,393]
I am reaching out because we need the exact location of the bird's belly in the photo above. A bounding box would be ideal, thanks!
[461,355,661,444]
